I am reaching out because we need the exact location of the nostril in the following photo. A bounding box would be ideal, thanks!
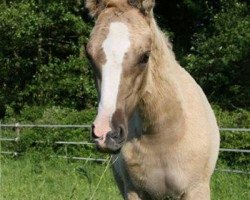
[117,125,126,138]
[91,124,99,139]
[110,125,125,138]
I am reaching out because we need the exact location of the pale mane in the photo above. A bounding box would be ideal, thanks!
[149,19,177,72]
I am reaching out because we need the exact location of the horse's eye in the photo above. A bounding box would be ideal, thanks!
[139,52,150,64]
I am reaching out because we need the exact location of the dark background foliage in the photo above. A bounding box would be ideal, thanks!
[155,0,249,109]
[0,0,249,117]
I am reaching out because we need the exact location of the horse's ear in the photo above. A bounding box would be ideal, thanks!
[85,0,105,18]
[128,0,155,16]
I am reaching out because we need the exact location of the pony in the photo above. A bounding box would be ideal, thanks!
[85,0,220,199]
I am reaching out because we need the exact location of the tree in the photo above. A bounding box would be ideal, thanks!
[183,0,249,109]
[0,0,249,119]
[0,1,96,117]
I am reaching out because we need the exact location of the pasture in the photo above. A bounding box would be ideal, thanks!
[1,153,249,200]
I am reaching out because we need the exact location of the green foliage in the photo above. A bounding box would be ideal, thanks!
[155,0,249,109]
[28,56,97,109]
[183,0,250,108]
[0,0,249,114]
[0,0,96,116]
[213,105,250,169]
[214,105,250,128]
[1,106,99,158]
[0,1,43,114]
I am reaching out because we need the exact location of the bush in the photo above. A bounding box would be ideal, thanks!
[183,0,250,108]
[1,106,100,158]
[213,105,250,170]
[27,56,97,109]
[0,0,95,114]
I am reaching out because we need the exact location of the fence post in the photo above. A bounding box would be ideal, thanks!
[65,144,69,162]
[0,121,1,153]
[89,125,92,141]
[14,123,20,157]
[15,123,20,142]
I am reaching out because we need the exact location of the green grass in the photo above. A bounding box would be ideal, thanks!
[0,153,120,200]
[0,153,249,200]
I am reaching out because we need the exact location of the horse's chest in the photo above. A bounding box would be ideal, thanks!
[130,164,168,195]
[121,143,182,197]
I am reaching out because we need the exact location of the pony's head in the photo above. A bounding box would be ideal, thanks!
[86,0,155,152]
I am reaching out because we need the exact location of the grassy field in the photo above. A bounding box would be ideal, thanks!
[0,153,249,200]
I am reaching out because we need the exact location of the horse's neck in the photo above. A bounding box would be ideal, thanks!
[139,74,185,140]
[138,20,186,142]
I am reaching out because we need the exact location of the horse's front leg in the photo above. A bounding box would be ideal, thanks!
[180,182,210,200]
[125,187,153,200]
[126,191,142,200]
[112,157,143,200]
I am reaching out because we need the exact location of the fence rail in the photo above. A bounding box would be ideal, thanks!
[0,124,91,128]
[0,123,249,131]
[215,169,250,175]
[1,123,249,175]
[220,148,250,153]
[219,128,250,132]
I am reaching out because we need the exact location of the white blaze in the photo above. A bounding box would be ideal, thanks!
[94,22,130,137]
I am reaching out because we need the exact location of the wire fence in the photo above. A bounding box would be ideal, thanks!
[0,123,249,174]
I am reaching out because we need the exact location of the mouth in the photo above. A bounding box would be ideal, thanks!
[92,109,127,154]
[94,130,125,154]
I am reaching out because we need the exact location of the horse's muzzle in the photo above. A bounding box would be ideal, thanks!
[93,125,127,153]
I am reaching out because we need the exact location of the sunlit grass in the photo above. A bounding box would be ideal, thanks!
[0,153,249,200]
[0,153,120,200]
